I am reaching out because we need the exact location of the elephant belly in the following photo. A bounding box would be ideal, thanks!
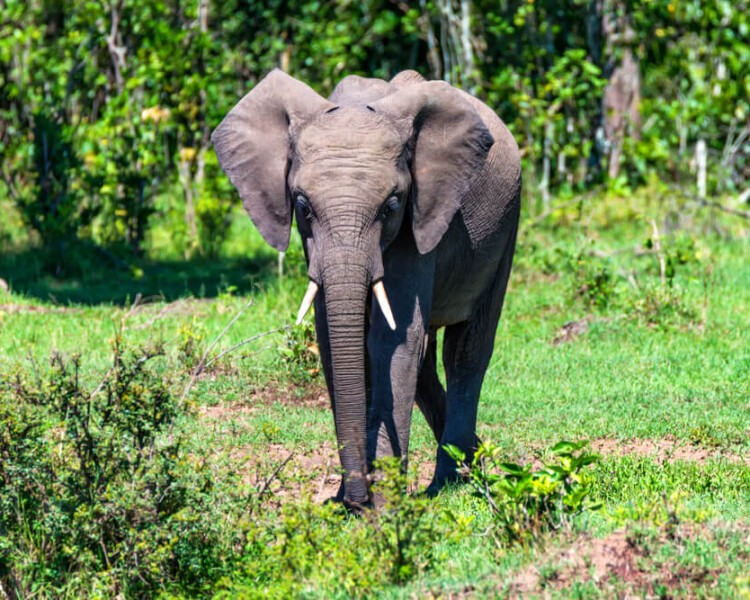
[429,223,510,327]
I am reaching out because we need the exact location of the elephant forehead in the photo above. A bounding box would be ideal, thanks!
[295,108,403,163]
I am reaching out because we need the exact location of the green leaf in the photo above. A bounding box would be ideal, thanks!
[499,462,527,476]
[443,444,465,463]
[550,440,586,455]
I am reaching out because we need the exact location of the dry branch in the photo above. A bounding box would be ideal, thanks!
[178,298,255,408]
[697,199,750,219]
[669,184,750,220]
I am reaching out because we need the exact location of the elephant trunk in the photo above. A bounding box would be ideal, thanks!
[320,251,372,504]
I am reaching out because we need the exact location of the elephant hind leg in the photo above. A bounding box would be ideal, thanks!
[415,329,446,443]
[433,219,519,490]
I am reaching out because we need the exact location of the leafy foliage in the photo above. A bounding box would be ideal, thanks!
[569,246,618,308]
[219,457,455,598]
[277,321,321,383]
[364,457,450,584]
[1,0,747,262]
[446,440,602,546]
[0,341,248,598]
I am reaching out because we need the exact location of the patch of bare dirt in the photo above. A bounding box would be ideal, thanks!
[260,443,437,502]
[512,436,746,469]
[259,441,343,501]
[506,522,749,598]
[510,529,642,596]
[590,437,747,464]
[199,395,436,503]
[197,382,329,418]
[199,403,257,420]
[215,436,437,504]
[197,388,340,500]
[254,382,329,410]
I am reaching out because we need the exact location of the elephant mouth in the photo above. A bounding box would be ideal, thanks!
[295,279,396,330]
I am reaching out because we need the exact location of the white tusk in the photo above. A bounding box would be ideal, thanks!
[296,281,318,325]
[373,281,396,330]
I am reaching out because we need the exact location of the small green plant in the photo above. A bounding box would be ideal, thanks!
[260,420,282,442]
[644,230,699,288]
[569,247,618,308]
[445,440,602,546]
[605,491,714,529]
[365,457,448,584]
[622,226,703,328]
[177,317,206,369]
[277,322,321,383]
[625,280,695,328]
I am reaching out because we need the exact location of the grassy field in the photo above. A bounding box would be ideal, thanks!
[1,189,749,598]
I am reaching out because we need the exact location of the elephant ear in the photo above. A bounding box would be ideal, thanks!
[370,81,494,254]
[211,69,335,251]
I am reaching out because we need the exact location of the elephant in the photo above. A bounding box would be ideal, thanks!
[212,69,521,506]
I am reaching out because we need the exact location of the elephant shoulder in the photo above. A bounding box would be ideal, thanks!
[329,75,395,106]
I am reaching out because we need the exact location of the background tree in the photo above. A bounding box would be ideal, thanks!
[0,0,747,263]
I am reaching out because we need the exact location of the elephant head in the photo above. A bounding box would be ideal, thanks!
[212,70,493,504]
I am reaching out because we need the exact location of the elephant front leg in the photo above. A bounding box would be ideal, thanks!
[367,302,427,466]
[366,238,434,481]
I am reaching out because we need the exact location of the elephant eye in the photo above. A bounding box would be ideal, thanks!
[296,193,313,220]
[381,195,401,219]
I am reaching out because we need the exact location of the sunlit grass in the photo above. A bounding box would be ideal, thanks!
[1,190,748,597]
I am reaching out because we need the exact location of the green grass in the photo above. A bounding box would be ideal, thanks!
[1,189,749,598]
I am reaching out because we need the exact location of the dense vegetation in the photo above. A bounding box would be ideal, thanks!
[1,0,748,261]
[1,1,749,598]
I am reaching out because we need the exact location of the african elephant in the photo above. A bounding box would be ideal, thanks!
[212,69,521,506]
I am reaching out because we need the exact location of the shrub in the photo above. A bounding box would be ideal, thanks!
[277,321,321,384]
[445,440,602,546]
[568,247,618,308]
[0,340,247,598]
[364,457,448,584]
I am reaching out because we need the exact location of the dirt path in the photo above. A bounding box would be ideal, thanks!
[199,391,746,506]
[589,437,747,464]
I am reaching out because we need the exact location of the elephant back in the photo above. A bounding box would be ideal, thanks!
[328,75,396,106]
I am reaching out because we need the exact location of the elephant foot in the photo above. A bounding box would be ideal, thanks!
[422,481,442,498]
[424,464,471,497]
[323,480,372,514]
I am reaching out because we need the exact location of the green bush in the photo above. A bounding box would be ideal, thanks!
[0,341,247,598]
[569,248,619,309]
[11,112,97,264]
[277,322,322,384]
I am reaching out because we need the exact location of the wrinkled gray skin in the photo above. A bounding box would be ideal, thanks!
[212,69,521,506]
